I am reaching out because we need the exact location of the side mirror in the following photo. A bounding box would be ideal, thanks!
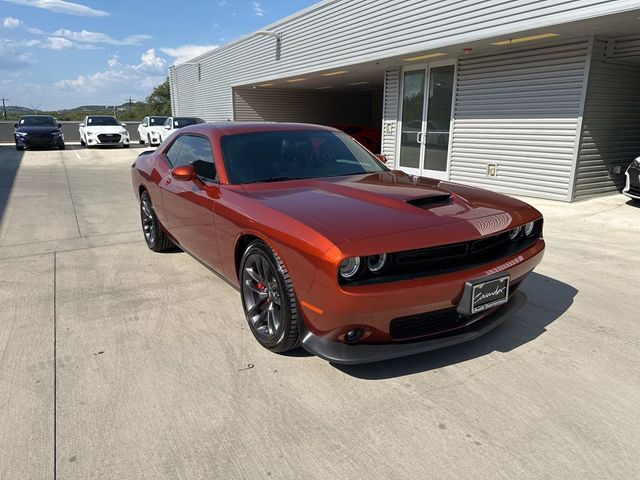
[142,123,147,127]
[14,123,18,128]
[121,123,127,126]
[57,124,62,128]
[171,165,196,182]
[79,123,85,128]
[375,153,387,163]
[164,125,171,130]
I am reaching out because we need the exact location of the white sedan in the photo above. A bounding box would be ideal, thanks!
[79,115,130,148]
[158,116,205,143]
[137,116,168,146]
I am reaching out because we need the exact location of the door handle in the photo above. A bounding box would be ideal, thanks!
[416,132,425,145]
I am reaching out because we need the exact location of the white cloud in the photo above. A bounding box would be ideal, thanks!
[54,48,167,94]
[3,0,109,17]
[2,16,22,28]
[42,36,74,49]
[51,28,152,46]
[0,38,36,69]
[252,1,265,16]
[1,16,44,34]
[160,44,218,65]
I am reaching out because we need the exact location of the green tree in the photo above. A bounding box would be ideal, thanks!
[146,78,172,116]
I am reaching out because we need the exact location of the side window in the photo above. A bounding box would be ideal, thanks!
[164,136,186,165]
[177,135,217,181]
[164,118,171,129]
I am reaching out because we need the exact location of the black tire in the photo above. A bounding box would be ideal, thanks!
[123,144,130,148]
[239,240,300,353]
[80,137,86,146]
[15,145,25,151]
[59,143,66,150]
[139,138,145,144]
[139,191,174,252]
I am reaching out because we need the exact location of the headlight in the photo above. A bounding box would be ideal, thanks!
[52,131,63,136]
[15,132,27,137]
[367,253,388,273]
[339,257,361,279]
[87,132,95,136]
[634,157,640,167]
[120,129,128,135]
[508,226,521,240]
[523,221,535,237]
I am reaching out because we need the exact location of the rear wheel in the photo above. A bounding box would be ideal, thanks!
[139,191,173,252]
[239,240,300,353]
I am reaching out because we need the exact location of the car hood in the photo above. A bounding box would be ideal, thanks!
[83,125,126,134]
[240,171,539,247]
[15,126,61,134]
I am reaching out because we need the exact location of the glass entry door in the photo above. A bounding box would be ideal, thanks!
[398,63,455,179]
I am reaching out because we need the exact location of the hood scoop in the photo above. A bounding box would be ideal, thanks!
[406,194,452,209]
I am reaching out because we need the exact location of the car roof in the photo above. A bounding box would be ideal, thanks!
[20,115,54,119]
[87,115,117,118]
[180,122,339,136]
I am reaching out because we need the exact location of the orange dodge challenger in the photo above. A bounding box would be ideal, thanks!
[131,122,545,364]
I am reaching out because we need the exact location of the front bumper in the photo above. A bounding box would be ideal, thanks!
[15,134,64,148]
[623,165,640,200]
[301,290,528,364]
[86,134,130,146]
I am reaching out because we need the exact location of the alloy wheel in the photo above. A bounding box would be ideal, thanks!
[242,253,282,340]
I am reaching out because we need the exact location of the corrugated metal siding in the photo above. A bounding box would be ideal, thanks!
[172,0,637,120]
[448,39,589,201]
[574,38,640,199]
[381,68,399,168]
[232,88,379,125]
[610,34,640,60]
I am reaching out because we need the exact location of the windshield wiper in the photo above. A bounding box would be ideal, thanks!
[244,176,303,184]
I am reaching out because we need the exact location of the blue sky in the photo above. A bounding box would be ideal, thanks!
[0,0,317,110]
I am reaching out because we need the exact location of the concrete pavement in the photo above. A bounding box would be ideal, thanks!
[0,144,639,479]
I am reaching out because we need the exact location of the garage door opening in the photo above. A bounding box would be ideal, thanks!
[232,70,383,153]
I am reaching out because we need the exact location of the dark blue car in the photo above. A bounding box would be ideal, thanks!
[14,115,65,151]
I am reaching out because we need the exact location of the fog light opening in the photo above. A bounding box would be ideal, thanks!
[345,328,364,344]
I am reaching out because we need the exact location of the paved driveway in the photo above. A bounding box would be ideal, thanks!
[0,145,639,479]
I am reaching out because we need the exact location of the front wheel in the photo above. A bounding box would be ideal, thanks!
[239,240,300,353]
[123,144,130,149]
[59,143,66,150]
[15,145,25,151]
[139,191,174,252]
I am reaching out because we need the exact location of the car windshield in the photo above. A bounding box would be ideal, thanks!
[87,116,119,126]
[149,116,168,125]
[19,116,56,127]
[221,130,387,184]
[173,117,202,128]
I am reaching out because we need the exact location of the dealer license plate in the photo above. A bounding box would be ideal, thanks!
[471,276,510,314]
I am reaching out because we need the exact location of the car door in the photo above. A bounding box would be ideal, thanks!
[159,134,221,269]
[139,117,148,140]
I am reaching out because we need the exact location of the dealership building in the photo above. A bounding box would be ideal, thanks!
[169,0,640,201]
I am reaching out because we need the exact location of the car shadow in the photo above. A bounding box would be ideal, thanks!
[625,199,640,208]
[332,272,577,379]
[0,146,24,227]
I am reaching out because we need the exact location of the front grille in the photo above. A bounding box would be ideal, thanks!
[28,135,54,146]
[344,220,542,286]
[390,309,461,339]
[389,280,522,340]
[98,134,121,143]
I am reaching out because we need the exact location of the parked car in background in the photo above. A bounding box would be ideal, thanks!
[131,122,545,364]
[158,116,206,143]
[14,115,65,150]
[137,116,169,146]
[79,115,130,148]
[331,124,381,153]
[623,156,640,201]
